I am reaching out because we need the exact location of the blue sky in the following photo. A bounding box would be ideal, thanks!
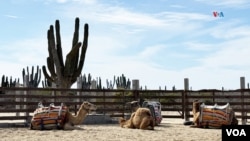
[1,0,250,90]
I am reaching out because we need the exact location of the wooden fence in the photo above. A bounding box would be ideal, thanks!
[0,87,250,126]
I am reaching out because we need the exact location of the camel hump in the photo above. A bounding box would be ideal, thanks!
[136,108,152,116]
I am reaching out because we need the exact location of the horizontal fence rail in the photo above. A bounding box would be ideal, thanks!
[0,87,250,125]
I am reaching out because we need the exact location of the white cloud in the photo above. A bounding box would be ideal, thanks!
[170,4,185,9]
[72,0,96,4]
[159,12,212,22]
[56,0,67,3]
[199,37,250,69]
[210,25,250,39]
[184,42,215,51]
[196,0,250,8]
[138,45,166,59]
[95,8,166,27]
[3,15,20,19]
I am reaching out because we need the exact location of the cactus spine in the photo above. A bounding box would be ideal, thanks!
[42,17,89,88]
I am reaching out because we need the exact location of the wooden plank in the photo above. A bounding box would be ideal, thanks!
[0,116,32,120]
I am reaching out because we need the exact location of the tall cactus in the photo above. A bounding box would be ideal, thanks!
[42,17,89,89]
[42,77,52,88]
[1,75,19,88]
[79,73,92,89]
[96,77,102,89]
[1,75,19,94]
[106,76,115,89]
[115,74,131,89]
[22,66,41,88]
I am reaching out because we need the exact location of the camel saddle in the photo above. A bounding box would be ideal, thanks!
[199,103,237,128]
[30,103,68,130]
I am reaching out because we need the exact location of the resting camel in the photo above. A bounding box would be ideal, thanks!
[63,101,97,130]
[191,100,201,127]
[126,101,140,112]
[30,101,97,130]
[119,107,155,130]
[190,100,238,128]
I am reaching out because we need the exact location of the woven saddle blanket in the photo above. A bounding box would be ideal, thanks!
[199,103,235,128]
[30,103,68,130]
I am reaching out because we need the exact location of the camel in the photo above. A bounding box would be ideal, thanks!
[191,100,201,127]
[190,100,238,128]
[30,101,97,130]
[126,101,140,113]
[119,107,155,130]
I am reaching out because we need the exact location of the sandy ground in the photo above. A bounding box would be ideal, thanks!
[0,119,221,141]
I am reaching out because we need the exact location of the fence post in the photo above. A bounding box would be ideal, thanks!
[51,83,56,103]
[23,75,29,124]
[132,79,139,101]
[132,80,139,90]
[240,76,246,125]
[91,80,97,102]
[184,78,190,121]
[76,77,82,109]
[15,82,21,117]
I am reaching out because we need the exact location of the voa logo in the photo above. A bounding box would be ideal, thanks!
[226,129,246,136]
[213,11,224,17]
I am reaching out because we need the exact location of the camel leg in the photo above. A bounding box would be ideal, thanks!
[190,112,200,128]
[63,122,74,130]
[149,118,155,130]
[139,117,151,130]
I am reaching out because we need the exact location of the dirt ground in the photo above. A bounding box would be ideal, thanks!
[0,119,221,141]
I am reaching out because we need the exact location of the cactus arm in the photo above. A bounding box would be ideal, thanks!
[55,20,64,72]
[48,25,62,80]
[72,17,80,72]
[64,42,81,78]
[30,66,34,85]
[42,66,53,83]
[74,23,89,78]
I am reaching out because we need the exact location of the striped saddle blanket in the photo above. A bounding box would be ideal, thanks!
[199,103,235,128]
[30,103,68,130]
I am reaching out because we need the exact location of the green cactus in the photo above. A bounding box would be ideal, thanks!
[115,74,131,89]
[80,73,92,89]
[42,78,52,88]
[106,76,115,89]
[22,66,41,88]
[42,17,89,89]
[96,77,102,89]
[1,75,19,88]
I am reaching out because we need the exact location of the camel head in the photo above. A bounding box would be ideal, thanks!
[119,117,126,126]
[126,101,140,112]
[192,100,201,114]
[80,101,97,113]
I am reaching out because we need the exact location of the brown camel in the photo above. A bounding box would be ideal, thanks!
[30,101,97,130]
[126,101,140,113]
[63,101,97,130]
[190,100,238,128]
[191,100,201,127]
[119,107,155,130]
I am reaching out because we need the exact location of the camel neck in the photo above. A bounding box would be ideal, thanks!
[68,106,89,125]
